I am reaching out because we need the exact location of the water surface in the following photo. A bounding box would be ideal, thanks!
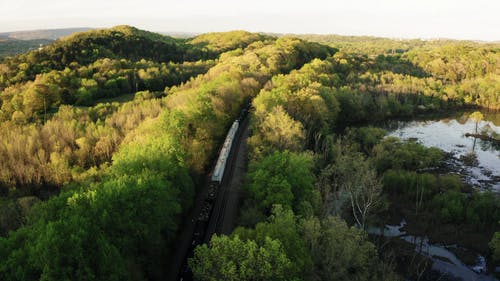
[383,111,500,191]
[368,221,498,281]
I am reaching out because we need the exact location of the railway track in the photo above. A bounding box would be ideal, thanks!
[210,114,246,236]
[176,104,250,281]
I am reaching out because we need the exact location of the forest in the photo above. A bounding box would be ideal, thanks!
[0,25,498,281]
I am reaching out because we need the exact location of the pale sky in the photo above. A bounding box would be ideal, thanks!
[1,0,499,41]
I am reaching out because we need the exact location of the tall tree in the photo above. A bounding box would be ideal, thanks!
[301,216,395,281]
[189,235,295,281]
[469,111,484,134]
[332,152,382,229]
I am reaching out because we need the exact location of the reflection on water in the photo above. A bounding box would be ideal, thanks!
[368,221,499,281]
[383,111,500,191]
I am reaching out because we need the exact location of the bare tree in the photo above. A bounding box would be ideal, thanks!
[335,152,382,229]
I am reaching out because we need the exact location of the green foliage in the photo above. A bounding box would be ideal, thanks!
[166,37,332,172]
[0,58,214,118]
[382,170,469,218]
[189,234,295,281]
[234,206,395,280]
[0,26,220,121]
[406,44,499,83]
[300,35,500,109]
[250,59,340,154]
[333,87,375,125]
[0,30,330,193]
[0,171,183,280]
[235,206,312,277]
[233,207,394,281]
[466,192,500,229]
[470,111,485,133]
[295,33,427,55]
[1,25,202,82]
[0,38,53,58]
[1,26,498,281]
[432,190,467,224]
[248,105,305,157]
[245,151,316,214]
[0,130,191,279]
[438,174,463,191]
[0,198,23,236]
[490,230,500,263]
[0,98,165,192]
[382,170,439,200]
[469,111,484,123]
[373,137,443,172]
[0,95,195,280]
[111,125,194,211]
[328,150,383,228]
[189,30,272,55]
[345,126,387,155]
[302,216,390,281]
[383,169,499,229]
[0,29,337,280]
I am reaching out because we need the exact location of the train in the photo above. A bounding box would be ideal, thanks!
[211,120,239,183]
[178,103,250,281]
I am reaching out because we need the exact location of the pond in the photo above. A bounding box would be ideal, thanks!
[382,111,500,192]
[374,110,500,280]
[368,221,499,281]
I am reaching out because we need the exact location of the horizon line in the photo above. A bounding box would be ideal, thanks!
[0,25,499,43]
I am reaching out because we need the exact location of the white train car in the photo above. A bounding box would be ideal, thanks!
[211,120,239,183]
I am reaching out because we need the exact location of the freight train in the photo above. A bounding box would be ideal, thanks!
[178,103,250,281]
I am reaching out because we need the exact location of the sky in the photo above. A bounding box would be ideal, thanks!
[1,0,499,41]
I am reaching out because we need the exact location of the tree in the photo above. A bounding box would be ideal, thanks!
[189,235,295,281]
[469,111,485,151]
[469,111,484,134]
[432,190,467,223]
[22,77,60,121]
[490,229,500,263]
[345,127,386,155]
[333,152,382,229]
[466,192,500,229]
[245,151,316,214]
[301,216,392,281]
[234,205,312,277]
[249,105,305,159]
[373,137,443,172]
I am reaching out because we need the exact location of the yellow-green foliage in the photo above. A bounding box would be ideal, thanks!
[189,30,272,54]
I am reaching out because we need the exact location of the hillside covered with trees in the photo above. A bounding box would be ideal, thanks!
[0,26,498,281]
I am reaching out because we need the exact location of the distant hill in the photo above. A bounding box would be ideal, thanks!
[160,31,199,39]
[40,25,205,65]
[0,38,53,58]
[0,27,92,40]
[282,33,500,55]
[0,28,92,58]
[0,25,211,88]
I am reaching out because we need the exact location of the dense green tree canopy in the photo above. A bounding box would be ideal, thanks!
[0,27,337,280]
[490,230,500,263]
[302,216,392,281]
[189,234,295,281]
[0,25,498,281]
[235,206,312,277]
[245,151,316,214]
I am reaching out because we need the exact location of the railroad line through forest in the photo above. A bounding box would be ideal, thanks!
[171,105,250,281]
